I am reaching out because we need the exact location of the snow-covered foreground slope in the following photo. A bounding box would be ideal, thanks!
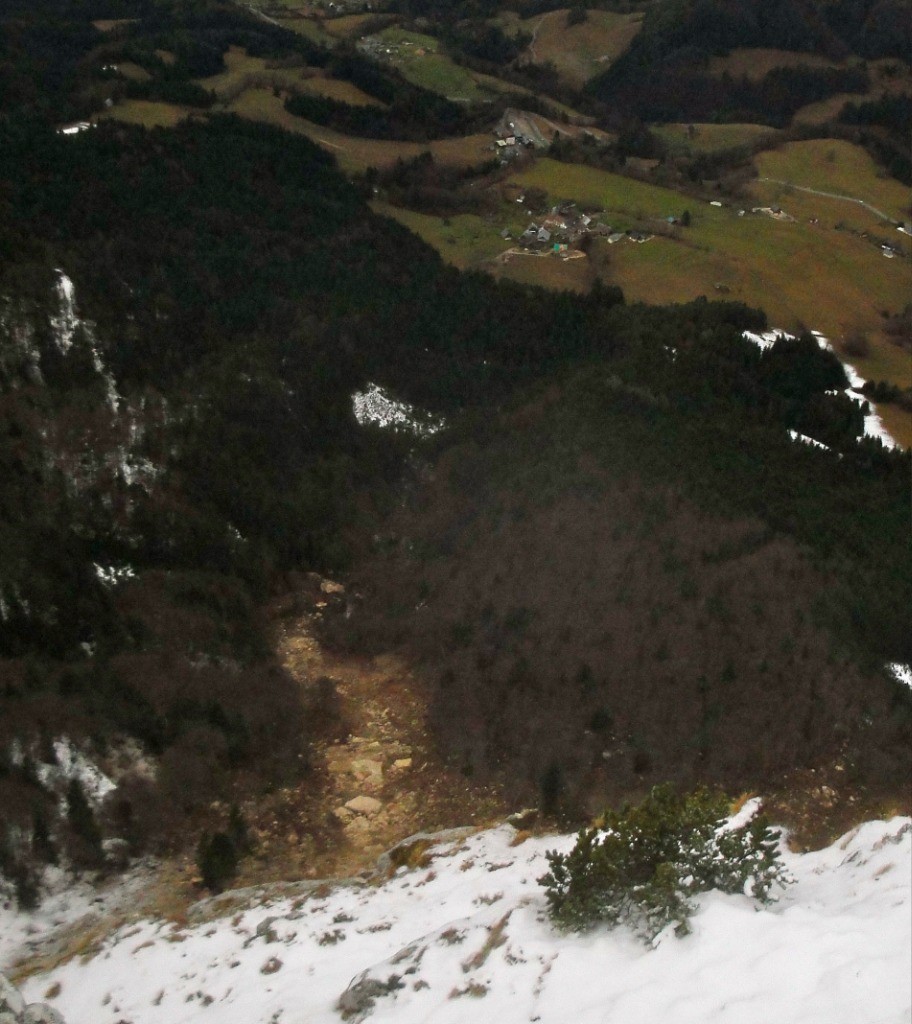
[16,816,912,1024]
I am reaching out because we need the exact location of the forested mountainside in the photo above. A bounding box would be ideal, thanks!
[336,355,911,813]
[0,0,909,905]
[587,0,910,133]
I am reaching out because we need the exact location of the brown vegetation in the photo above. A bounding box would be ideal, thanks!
[330,387,910,819]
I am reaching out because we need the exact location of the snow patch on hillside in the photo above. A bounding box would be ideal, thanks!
[49,270,120,412]
[13,815,911,1024]
[352,384,444,437]
[49,272,79,355]
[32,738,117,810]
[887,663,912,690]
[742,328,898,449]
[787,429,830,451]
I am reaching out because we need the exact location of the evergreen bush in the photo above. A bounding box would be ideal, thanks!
[197,831,239,893]
[539,785,789,943]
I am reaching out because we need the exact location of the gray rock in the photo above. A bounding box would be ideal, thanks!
[23,1005,67,1024]
[255,916,279,943]
[0,973,25,1017]
[337,974,403,1021]
[506,808,539,829]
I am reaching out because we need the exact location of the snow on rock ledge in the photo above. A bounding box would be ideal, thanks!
[14,815,911,1024]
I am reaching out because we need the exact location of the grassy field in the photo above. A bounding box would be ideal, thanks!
[498,9,642,88]
[513,158,688,219]
[654,122,779,154]
[298,74,385,106]
[93,18,136,32]
[269,13,335,46]
[492,249,594,292]
[102,99,194,128]
[366,27,488,102]
[502,157,912,410]
[370,203,507,268]
[371,200,595,292]
[707,48,848,81]
[791,92,861,125]
[199,46,384,107]
[323,13,383,38]
[116,61,152,82]
[199,47,271,98]
[226,88,494,172]
[753,140,911,223]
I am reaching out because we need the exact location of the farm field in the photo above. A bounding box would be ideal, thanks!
[752,140,911,224]
[654,122,779,154]
[498,9,642,87]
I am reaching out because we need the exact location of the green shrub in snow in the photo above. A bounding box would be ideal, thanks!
[539,785,789,943]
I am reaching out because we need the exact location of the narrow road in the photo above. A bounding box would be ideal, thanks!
[758,177,898,224]
[527,13,548,62]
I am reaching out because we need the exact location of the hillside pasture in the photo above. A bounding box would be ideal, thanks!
[269,13,335,46]
[198,46,384,108]
[501,9,642,88]
[707,48,851,81]
[116,62,152,82]
[654,122,779,154]
[199,46,271,99]
[102,99,194,128]
[366,28,487,101]
[297,74,385,107]
[92,18,136,32]
[226,88,494,172]
[513,158,686,218]
[492,248,594,293]
[323,13,385,38]
[370,203,507,269]
[505,158,911,415]
[793,58,912,124]
[792,92,867,125]
[753,140,911,223]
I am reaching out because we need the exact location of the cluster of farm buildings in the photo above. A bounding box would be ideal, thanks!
[502,200,655,253]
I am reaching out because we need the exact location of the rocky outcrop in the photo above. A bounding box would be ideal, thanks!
[0,974,65,1024]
